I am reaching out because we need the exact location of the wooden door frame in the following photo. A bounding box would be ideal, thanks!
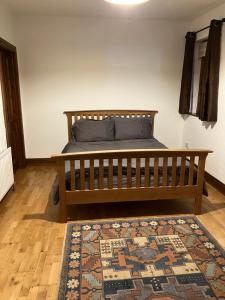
[0,37,26,169]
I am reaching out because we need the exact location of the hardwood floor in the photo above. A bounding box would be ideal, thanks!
[0,164,225,299]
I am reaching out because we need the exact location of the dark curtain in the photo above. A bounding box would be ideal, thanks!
[179,32,196,114]
[196,20,222,122]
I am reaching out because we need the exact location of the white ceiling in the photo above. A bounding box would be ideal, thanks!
[1,0,225,20]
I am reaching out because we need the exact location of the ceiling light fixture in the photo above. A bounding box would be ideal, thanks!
[104,0,149,5]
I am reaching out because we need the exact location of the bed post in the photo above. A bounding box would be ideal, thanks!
[57,158,67,223]
[195,154,207,215]
[65,112,73,143]
[151,111,158,137]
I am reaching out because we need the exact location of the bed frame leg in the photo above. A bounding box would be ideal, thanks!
[59,198,68,223]
[59,207,67,223]
[59,210,67,223]
[194,196,202,215]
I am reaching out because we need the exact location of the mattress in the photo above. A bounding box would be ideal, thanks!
[62,138,167,153]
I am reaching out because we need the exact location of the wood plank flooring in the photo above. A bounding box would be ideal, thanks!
[0,164,225,299]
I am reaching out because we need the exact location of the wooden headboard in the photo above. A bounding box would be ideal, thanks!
[64,110,158,143]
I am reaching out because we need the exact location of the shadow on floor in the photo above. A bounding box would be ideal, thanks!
[23,193,225,223]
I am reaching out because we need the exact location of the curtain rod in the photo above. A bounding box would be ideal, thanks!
[195,18,225,34]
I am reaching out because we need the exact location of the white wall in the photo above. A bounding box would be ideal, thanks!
[181,3,225,183]
[14,16,186,158]
[0,3,14,44]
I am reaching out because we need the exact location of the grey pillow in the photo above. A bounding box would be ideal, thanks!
[72,118,115,142]
[114,117,153,140]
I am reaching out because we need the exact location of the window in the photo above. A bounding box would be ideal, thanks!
[190,39,207,115]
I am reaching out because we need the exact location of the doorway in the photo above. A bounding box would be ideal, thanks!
[0,37,26,171]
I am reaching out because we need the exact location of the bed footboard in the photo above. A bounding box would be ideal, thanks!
[52,149,211,222]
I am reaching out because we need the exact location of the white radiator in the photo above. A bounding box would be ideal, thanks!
[0,147,14,202]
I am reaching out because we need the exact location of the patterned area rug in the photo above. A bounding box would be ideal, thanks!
[58,216,225,299]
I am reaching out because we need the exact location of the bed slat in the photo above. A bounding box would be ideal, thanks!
[162,157,168,186]
[179,157,186,186]
[99,159,104,189]
[127,158,132,188]
[108,159,113,189]
[171,157,177,186]
[136,158,141,188]
[188,156,195,185]
[118,158,123,189]
[80,160,85,190]
[154,157,159,187]
[70,160,75,191]
[89,159,94,190]
[145,158,150,187]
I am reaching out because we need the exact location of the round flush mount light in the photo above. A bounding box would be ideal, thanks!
[104,0,149,5]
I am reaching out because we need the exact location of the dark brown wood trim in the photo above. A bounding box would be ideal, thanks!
[0,37,16,52]
[26,158,56,165]
[205,171,225,195]
[13,51,26,168]
[0,37,26,170]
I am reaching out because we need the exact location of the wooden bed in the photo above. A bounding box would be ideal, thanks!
[52,110,212,223]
